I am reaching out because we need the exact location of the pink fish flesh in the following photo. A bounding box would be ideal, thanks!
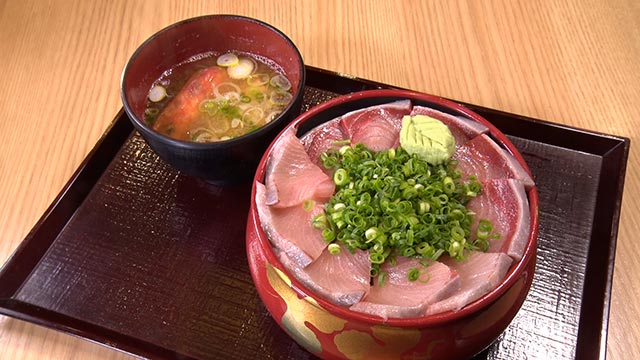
[425,252,513,315]
[265,128,335,208]
[300,117,349,172]
[467,179,531,261]
[350,258,460,319]
[453,134,534,189]
[340,100,412,151]
[410,105,489,146]
[281,244,371,306]
[255,182,328,267]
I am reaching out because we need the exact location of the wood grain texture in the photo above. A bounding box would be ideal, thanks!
[0,0,637,359]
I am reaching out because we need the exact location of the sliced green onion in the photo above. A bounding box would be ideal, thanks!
[312,214,326,229]
[242,107,264,125]
[269,74,292,91]
[316,144,492,278]
[333,168,349,186]
[328,243,341,255]
[148,85,167,102]
[198,99,219,116]
[448,240,463,259]
[365,227,379,241]
[369,252,385,264]
[418,269,431,283]
[248,88,265,102]
[451,225,465,241]
[144,107,159,118]
[247,73,270,86]
[402,247,416,257]
[322,229,336,242]
[418,201,430,214]
[477,219,493,240]
[217,53,239,67]
[332,139,352,146]
[227,57,256,79]
[378,271,388,286]
[230,118,243,129]
[302,199,315,212]
[443,176,455,194]
[407,268,420,282]
[269,91,293,105]
[214,82,241,100]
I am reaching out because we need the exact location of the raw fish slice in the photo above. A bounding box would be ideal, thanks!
[350,258,460,319]
[255,182,327,267]
[153,66,226,141]
[275,249,310,286]
[410,105,489,146]
[350,302,424,319]
[265,128,335,207]
[349,120,398,152]
[340,100,412,151]
[452,134,535,189]
[425,252,513,315]
[300,118,350,171]
[467,179,531,261]
[285,245,371,306]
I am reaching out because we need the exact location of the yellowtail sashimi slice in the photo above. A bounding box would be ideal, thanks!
[280,244,371,306]
[340,100,412,151]
[300,117,350,172]
[468,179,531,261]
[425,252,513,315]
[255,182,327,268]
[453,134,535,189]
[265,128,335,208]
[350,258,460,320]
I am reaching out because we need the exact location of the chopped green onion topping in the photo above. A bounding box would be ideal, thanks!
[317,144,495,278]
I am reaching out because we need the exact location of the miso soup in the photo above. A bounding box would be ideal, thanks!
[144,52,294,142]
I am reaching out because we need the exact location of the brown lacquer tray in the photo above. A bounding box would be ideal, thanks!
[0,67,629,360]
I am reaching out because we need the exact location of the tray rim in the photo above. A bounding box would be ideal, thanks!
[0,66,631,360]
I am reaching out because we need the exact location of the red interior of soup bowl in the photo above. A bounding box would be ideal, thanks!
[247,89,539,332]
[122,14,304,123]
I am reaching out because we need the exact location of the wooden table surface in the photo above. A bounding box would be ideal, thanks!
[0,0,638,358]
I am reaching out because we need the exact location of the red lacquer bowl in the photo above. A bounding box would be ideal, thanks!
[246,89,539,359]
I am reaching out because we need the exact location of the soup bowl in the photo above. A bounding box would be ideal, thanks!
[121,15,305,184]
[246,89,539,359]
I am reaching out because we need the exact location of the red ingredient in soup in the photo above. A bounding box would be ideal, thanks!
[152,66,226,140]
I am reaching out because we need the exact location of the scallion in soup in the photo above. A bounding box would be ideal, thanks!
[144,52,294,142]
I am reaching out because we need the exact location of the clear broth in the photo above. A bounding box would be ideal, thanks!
[144,51,293,142]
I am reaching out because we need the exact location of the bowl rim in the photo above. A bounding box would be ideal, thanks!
[249,88,540,327]
[120,14,306,150]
